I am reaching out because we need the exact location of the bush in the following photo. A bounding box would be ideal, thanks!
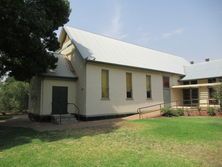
[174,108,185,116]
[0,78,29,113]
[207,107,216,116]
[161,107,184,117]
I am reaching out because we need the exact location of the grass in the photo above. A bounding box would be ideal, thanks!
[0,117,222,167]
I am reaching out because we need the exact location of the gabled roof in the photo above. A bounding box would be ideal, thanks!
[62,26,190,75]
[181,59,222,81]
[41,53,77,79]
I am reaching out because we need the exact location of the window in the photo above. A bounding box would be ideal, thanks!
[208,87,218,104]
[146,75,151,98]
[163,76,170,88]
[208,78,216,83]
[183,81,189,85]
[101,70,109,99]
[183,88,199,106]
[183,80,197,85]
[126,73,133,99]
[190,80,197,84]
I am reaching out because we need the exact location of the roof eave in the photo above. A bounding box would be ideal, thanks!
[86,59,185,76]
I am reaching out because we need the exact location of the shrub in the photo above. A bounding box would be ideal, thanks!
[0,78,29,113]
[207,107,216,116]
[161,107,185,117]
[174,108,185,116]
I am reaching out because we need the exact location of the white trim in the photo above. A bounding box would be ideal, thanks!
[172,82,221,89]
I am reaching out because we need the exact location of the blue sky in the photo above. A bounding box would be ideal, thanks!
[65,0,222,62]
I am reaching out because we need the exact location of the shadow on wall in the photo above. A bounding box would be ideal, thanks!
[72,40,94,60]
[0,117,124,151]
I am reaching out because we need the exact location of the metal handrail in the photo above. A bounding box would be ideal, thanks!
[68,103,80,120]
[137,99,221,119]
[137,101,178,119]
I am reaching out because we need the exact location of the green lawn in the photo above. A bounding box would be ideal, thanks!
[0,117,222,167]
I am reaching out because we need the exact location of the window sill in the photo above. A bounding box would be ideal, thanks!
[101,98,110,101]
[126,98,134,100]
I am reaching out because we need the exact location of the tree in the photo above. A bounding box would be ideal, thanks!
[213,83,222,110]
[0,0,70,81]
[0,78,29,113]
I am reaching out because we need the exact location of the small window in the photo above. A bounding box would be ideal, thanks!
[146,75,151,98]
[163,76,170,88]
[208,78,216,83]
[126,73,133,99]
[183,81,189,85]
[191,80,197,84]
[101,70,109,99]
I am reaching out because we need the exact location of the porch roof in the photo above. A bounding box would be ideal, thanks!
[172,82,221,89]
[181,59,222,81]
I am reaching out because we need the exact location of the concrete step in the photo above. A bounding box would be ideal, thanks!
[51,114,78,124]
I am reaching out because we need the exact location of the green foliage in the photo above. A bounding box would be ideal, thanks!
[213,83,222,110]
[0,0,71,81]
[161,107,184,117]
[0,78,29,113]
[207,107,216,116]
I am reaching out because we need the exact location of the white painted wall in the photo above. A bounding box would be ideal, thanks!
[41,79,77,115]
[85,63,180,117]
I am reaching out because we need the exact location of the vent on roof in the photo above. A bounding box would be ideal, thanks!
[205,58,210,62]
[190,61,194,64]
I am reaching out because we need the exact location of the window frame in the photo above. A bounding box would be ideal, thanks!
[163,76,170,89]
[146,75,152,99]
[101,69,109,99]
[126,72,133,99]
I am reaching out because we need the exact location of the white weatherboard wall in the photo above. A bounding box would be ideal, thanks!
[41,79,77,115]
[85,63,180,117]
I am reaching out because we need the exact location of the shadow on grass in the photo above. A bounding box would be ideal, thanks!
[0,119,124,151]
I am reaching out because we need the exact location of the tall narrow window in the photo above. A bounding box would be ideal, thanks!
[126,73,133,99]
[101,70,109,99]
[163,76,170,88]
[146,75,152,98]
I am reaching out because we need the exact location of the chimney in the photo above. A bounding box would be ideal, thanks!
[205,58,210,62]
[190,61,194,64]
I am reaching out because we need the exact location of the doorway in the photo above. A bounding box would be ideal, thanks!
[52,86,68,114]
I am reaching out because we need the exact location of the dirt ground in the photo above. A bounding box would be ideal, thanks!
[0,111,161,132]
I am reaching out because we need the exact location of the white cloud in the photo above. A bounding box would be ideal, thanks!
[162,28,184,39]
[102,2,128,40]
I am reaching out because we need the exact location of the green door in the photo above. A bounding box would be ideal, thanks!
[52,86,68,115]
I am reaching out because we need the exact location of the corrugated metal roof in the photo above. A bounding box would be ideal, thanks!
[64,26,190,75]
[181,59,222,81]
[41,53,77,79]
